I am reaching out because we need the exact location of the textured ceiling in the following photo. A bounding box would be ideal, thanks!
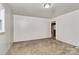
[8,3,79,18]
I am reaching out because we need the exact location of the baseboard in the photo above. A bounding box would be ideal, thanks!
[13,37,52,44]
[6,42,14,55]
[56,39,77,47]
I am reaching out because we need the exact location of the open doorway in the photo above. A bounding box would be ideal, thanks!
[51,21,56,39]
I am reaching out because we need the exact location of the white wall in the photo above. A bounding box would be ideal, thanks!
[14,15,51,42]
[52,9,79,47]
[0,4,13,54]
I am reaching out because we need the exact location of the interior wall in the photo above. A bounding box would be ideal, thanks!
[14,15,51,42]
[0,4,13,54]
[52,9,79,47]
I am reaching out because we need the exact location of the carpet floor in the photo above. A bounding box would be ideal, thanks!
[7,38,79,55]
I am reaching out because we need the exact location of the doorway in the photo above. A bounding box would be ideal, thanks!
[51,21,56,39]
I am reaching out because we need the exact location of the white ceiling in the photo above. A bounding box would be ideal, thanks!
[8,3,79,18]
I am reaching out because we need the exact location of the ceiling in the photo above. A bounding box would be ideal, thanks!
[8,3,79,18]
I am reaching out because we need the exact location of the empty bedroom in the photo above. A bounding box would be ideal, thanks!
[0,3,79,55]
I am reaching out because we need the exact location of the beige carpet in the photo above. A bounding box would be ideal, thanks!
[7,38,79,55]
